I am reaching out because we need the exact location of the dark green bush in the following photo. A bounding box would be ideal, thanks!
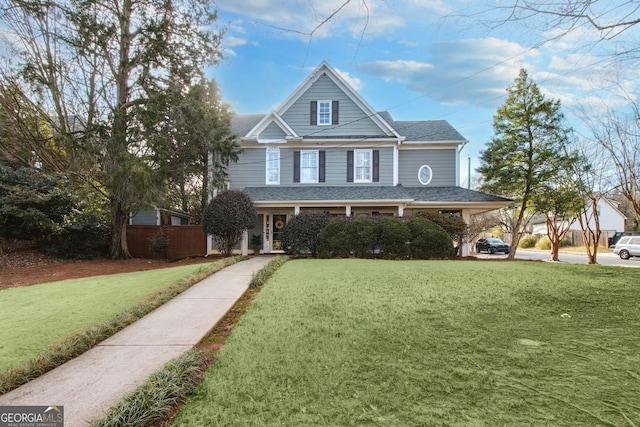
[38,211,110,259]
[282,211,331,256]
[201,190,256,257]
[150,226,169,258]
[317,218,352,258]
[407,217,454,259]
[375,217,410,259]
[415,211,468,255]
[349,217,377,258]
[1,165,76,241]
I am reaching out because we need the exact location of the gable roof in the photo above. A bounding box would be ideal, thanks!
[275,61,401,140]
[244,111,300,142]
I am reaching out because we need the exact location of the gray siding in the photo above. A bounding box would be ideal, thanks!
[228,146,395,188]
[282,75,385,138]
[130,210,158,225]
[398,149,457,186]
[260,122,287,140]
[227,148,265,188]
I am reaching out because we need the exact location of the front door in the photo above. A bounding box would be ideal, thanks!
[271,214,287,251]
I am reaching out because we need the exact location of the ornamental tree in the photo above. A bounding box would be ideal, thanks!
[201,190,256,257]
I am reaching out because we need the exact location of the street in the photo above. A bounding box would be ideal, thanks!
[475,249,640,268]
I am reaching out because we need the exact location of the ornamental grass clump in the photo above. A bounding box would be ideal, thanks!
[249,255,288,289]
[90,350,208,427]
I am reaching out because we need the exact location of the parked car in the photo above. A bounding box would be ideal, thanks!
[612,236,640,259]
[609,231,640,248]
[475,238,510,254]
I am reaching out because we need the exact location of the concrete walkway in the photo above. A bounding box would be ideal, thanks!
[0,256,273,426]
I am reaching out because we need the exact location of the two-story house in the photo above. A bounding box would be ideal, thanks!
[215,61,510,256]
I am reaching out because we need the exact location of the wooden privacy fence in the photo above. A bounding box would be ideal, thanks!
[127,225,207,259]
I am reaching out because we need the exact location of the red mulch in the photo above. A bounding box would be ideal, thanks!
[0,248,217,290]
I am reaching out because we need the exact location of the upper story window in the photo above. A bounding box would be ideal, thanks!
[266,147,280,185]
[418,165,432,185]
[301,150,319,183]
[354,149,372,182]
[347,150,379,183]
[310,101,339,125]
[318,101,331,125]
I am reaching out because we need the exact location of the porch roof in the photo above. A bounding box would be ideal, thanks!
[243,186,512,205]
[244,186,413,203]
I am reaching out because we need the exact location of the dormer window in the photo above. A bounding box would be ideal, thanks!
[310,101,339,125]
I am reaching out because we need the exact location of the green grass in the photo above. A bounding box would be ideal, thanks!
[172,259,640,426]
[0,262,213,373]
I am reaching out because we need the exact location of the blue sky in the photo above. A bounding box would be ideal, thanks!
[210,0,639,183]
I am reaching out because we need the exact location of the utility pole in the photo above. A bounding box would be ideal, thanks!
[467,155,471,189]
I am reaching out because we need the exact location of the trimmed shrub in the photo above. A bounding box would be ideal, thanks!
[519,234,539,248]
[349,217,377,258]
[317,218,352,258]
[375,217,410,259]
[415,211,468,254]
[407,217,454,259]
[282,211,331,257]
[202,190,256,257]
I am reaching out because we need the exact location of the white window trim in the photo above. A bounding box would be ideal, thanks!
[418,164,433,185]
[317,100,331,126]
[301,150,319,183]
[266,147,280,185]
[354,149,373,183]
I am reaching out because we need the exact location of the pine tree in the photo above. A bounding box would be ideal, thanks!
[478,69,574,258]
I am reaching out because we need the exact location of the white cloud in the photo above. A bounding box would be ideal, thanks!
[335,68,362,90]
[216,0,409,40]
[359,37,534,106]
[226,36,248,47]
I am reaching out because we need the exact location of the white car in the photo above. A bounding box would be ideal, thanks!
[612,236,640,260]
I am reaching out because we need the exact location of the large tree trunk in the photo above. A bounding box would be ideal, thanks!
[109,205,131,259]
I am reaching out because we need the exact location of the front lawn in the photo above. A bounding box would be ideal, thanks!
[172,259,640,426]
[0,262,213,373]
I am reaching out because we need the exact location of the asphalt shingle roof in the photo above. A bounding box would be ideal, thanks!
[244,186,412,202]
[231,112,467,143]
[244,186,512,203]
[404,186,512,203]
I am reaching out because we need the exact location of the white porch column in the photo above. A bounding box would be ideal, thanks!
[206,234,212,255]
[294,205,300,215]
[241,230,248,256]
[346,206,352,216]
[461,210,472,256]
[398,205,404,217]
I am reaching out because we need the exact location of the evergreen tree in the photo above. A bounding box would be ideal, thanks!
[478,69,574,258]
[0,0,224,258]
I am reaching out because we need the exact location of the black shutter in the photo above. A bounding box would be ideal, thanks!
[373,150,379,182]
[319,151,326,182]
[332,101,339,125]
[310,101,317,125]
[347,150,354,182]
[294,151,300,183]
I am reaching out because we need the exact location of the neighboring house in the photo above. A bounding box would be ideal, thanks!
[129,207,191,226]
[214,61,511,256]
[530,197,627,241]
